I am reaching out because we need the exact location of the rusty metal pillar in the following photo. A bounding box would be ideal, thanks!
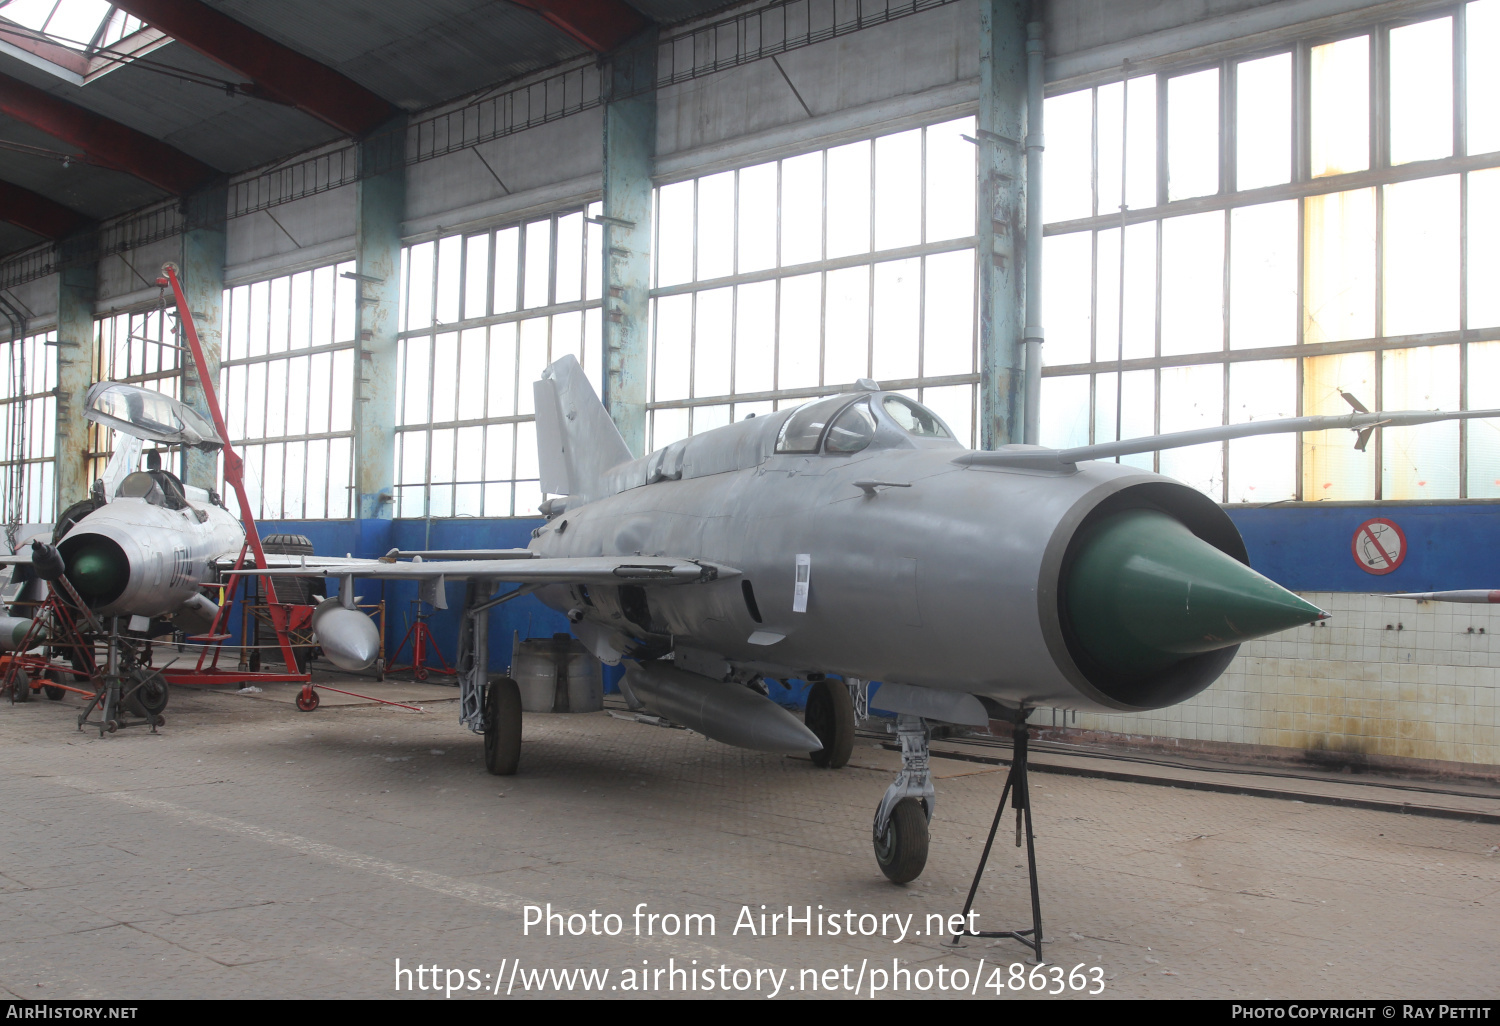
[353,116,407,521]
[54,239,96,507]
[601,31,656,458]
[179,184,226,491]
[977,0,1029,449]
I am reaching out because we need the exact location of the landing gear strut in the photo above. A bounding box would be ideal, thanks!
[950,710,1044,961]
[872,713,933,883]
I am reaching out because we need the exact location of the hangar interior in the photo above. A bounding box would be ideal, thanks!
[0,0,1497,776]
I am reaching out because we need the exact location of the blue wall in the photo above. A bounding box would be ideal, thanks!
[1226,503,1500,593]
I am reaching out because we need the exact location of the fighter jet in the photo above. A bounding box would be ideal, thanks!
[256,355,1500,883]
[1,381,380,710]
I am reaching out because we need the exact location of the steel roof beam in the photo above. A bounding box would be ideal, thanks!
[0,178,90,238]
[111,0,395,138]
[0,72,215,194]
[507,0,651,53]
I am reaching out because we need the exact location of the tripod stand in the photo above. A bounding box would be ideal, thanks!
[388,600,455,681]
[951,711,1044,961]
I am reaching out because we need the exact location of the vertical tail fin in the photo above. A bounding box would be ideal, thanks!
[533,355,634,501]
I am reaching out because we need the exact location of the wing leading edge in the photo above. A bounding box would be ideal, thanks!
[221,555,740,587]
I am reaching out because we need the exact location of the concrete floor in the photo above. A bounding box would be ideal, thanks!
[1,680,1497,1000]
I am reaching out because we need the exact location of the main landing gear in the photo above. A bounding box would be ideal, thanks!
[805,677,855,768]
[871,713,934,883]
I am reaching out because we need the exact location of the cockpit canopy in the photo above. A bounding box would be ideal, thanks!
[116,469,191,510]
[774,393,956,455]
[84,382,222,450]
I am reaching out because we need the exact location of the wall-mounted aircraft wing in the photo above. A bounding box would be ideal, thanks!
[955,407,1500,471]
[84,381,222,450]
[222,555,739,586]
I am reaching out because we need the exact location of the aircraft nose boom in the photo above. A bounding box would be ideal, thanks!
[1066,508,1325,679]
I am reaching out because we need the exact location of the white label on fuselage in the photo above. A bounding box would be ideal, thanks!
[793,553,811,613]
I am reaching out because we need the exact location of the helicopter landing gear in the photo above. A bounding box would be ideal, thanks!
[806,677,854,768]
[872,713,934,883]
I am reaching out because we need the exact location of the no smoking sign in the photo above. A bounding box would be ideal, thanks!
[1352,517,1406,575]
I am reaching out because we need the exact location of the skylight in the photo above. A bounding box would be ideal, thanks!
[0,0,167,84]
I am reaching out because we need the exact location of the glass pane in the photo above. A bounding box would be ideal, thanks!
[657,180,694,288]
[328,437,351,517]
[694,287,732,399]
[1228,359,1297,502]
[921,384,973,447]
[555,212,584,304]
[1043,232,1092,366]
[1159,364,1223,498]
[875,129,922,250]
[305,439,326,519]
[652,408,689,449]
[1167,68,1218,201]
[431,332,458,423]
[1230,201,1298,349]
[778,273,821,390]
[693,403,730,436]
[1160,211,1224,356]
[430,428,456,485]
[738,162,777,273]
[925,116,975,243]
[464,234,489,320]
[735,280,776,394]
[1039,374,1090,449]
[872,258,920,380]
[399,430,426,485]
[402,336,430,426]
[1044,90,1093,222]
[1126,75,1156,210]
[335,261,355,342]
[1310,36,1369,177]
[922,249,974,376]
[1304,188,1375,345]
[586,202,603,300]
[1236,53,1292,190]
[406,242,434,331]
[1471,169,1500,329]
[248,281,269,357]
[781,152,822,266]
[826,140,871,258]
[435,234,461,325]
[1466,340,1500,497]
[283,440,304,519]
[227,284,248,361]
[1382,344,1459,499]
[515,421,538,480]
[331,350,353,432]
[1389,17,1452,165]
[311,266,334,346]
[1095,223,1156,361]
[550,310,581,366]
[1302,350,1375,499]
[523,220,551,308]
[488,323,517,418]
[485,423,515,481]
[654,294,692,402]
[697,171,735,280]
[516,318,548,416]
[284,355,308,436]
[823,266,869,386]
[306,353,330,434]
[1117,369,1155,470]
[1383,175,1459,336]
[245,362,266,439]
[1469,0,1500,154]
[458,328,486,421]
[493,226,519,314]
[289,272,311,349]
[268,276,289,353]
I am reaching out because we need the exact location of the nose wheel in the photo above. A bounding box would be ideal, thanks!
[872,714,935,883]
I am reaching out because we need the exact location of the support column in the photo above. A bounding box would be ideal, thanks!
[54,241,96,507]
[353,117,407,522]
[977,0,1029,449]
[179,185,226,491]
[601,32,656,458]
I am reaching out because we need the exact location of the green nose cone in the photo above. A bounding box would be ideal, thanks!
[67,544,128,602]
[1067,508,1325,678]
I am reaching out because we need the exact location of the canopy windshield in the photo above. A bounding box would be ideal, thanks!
[83,382,221,449]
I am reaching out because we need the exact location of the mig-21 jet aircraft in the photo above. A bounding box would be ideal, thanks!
[248,355,1500,885]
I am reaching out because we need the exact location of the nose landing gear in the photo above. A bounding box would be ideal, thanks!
[871,713,934,883]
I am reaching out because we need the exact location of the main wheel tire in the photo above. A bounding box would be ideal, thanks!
[873,797,930,884]
[484,675,522,776]
[10,668,29,703]
[806,678,855,768]
[44,684,65,701]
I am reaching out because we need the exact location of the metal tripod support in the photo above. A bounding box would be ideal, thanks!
[951,710,1044,962]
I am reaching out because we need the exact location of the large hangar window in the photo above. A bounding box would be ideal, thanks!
[89,309,181,486]
[394,206,604,519]
[0,329,56,525]
[647,118,978,449]
[218,263,358,519]
[1039,0,1500,502]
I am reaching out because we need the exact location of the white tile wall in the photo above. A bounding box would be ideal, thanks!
[1060,593,1500,767]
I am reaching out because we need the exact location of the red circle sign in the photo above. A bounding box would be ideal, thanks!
[1352,518,1406,575]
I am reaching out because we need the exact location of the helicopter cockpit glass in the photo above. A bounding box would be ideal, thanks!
[775,395,861,453]
[83,382,222,450]
[823,400,877,453]
[882,395,952,439]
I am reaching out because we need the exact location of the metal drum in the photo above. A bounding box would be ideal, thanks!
[510,632,603,713]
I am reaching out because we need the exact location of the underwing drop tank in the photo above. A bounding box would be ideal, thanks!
[311,598,381,672]
[624,662,823,753]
